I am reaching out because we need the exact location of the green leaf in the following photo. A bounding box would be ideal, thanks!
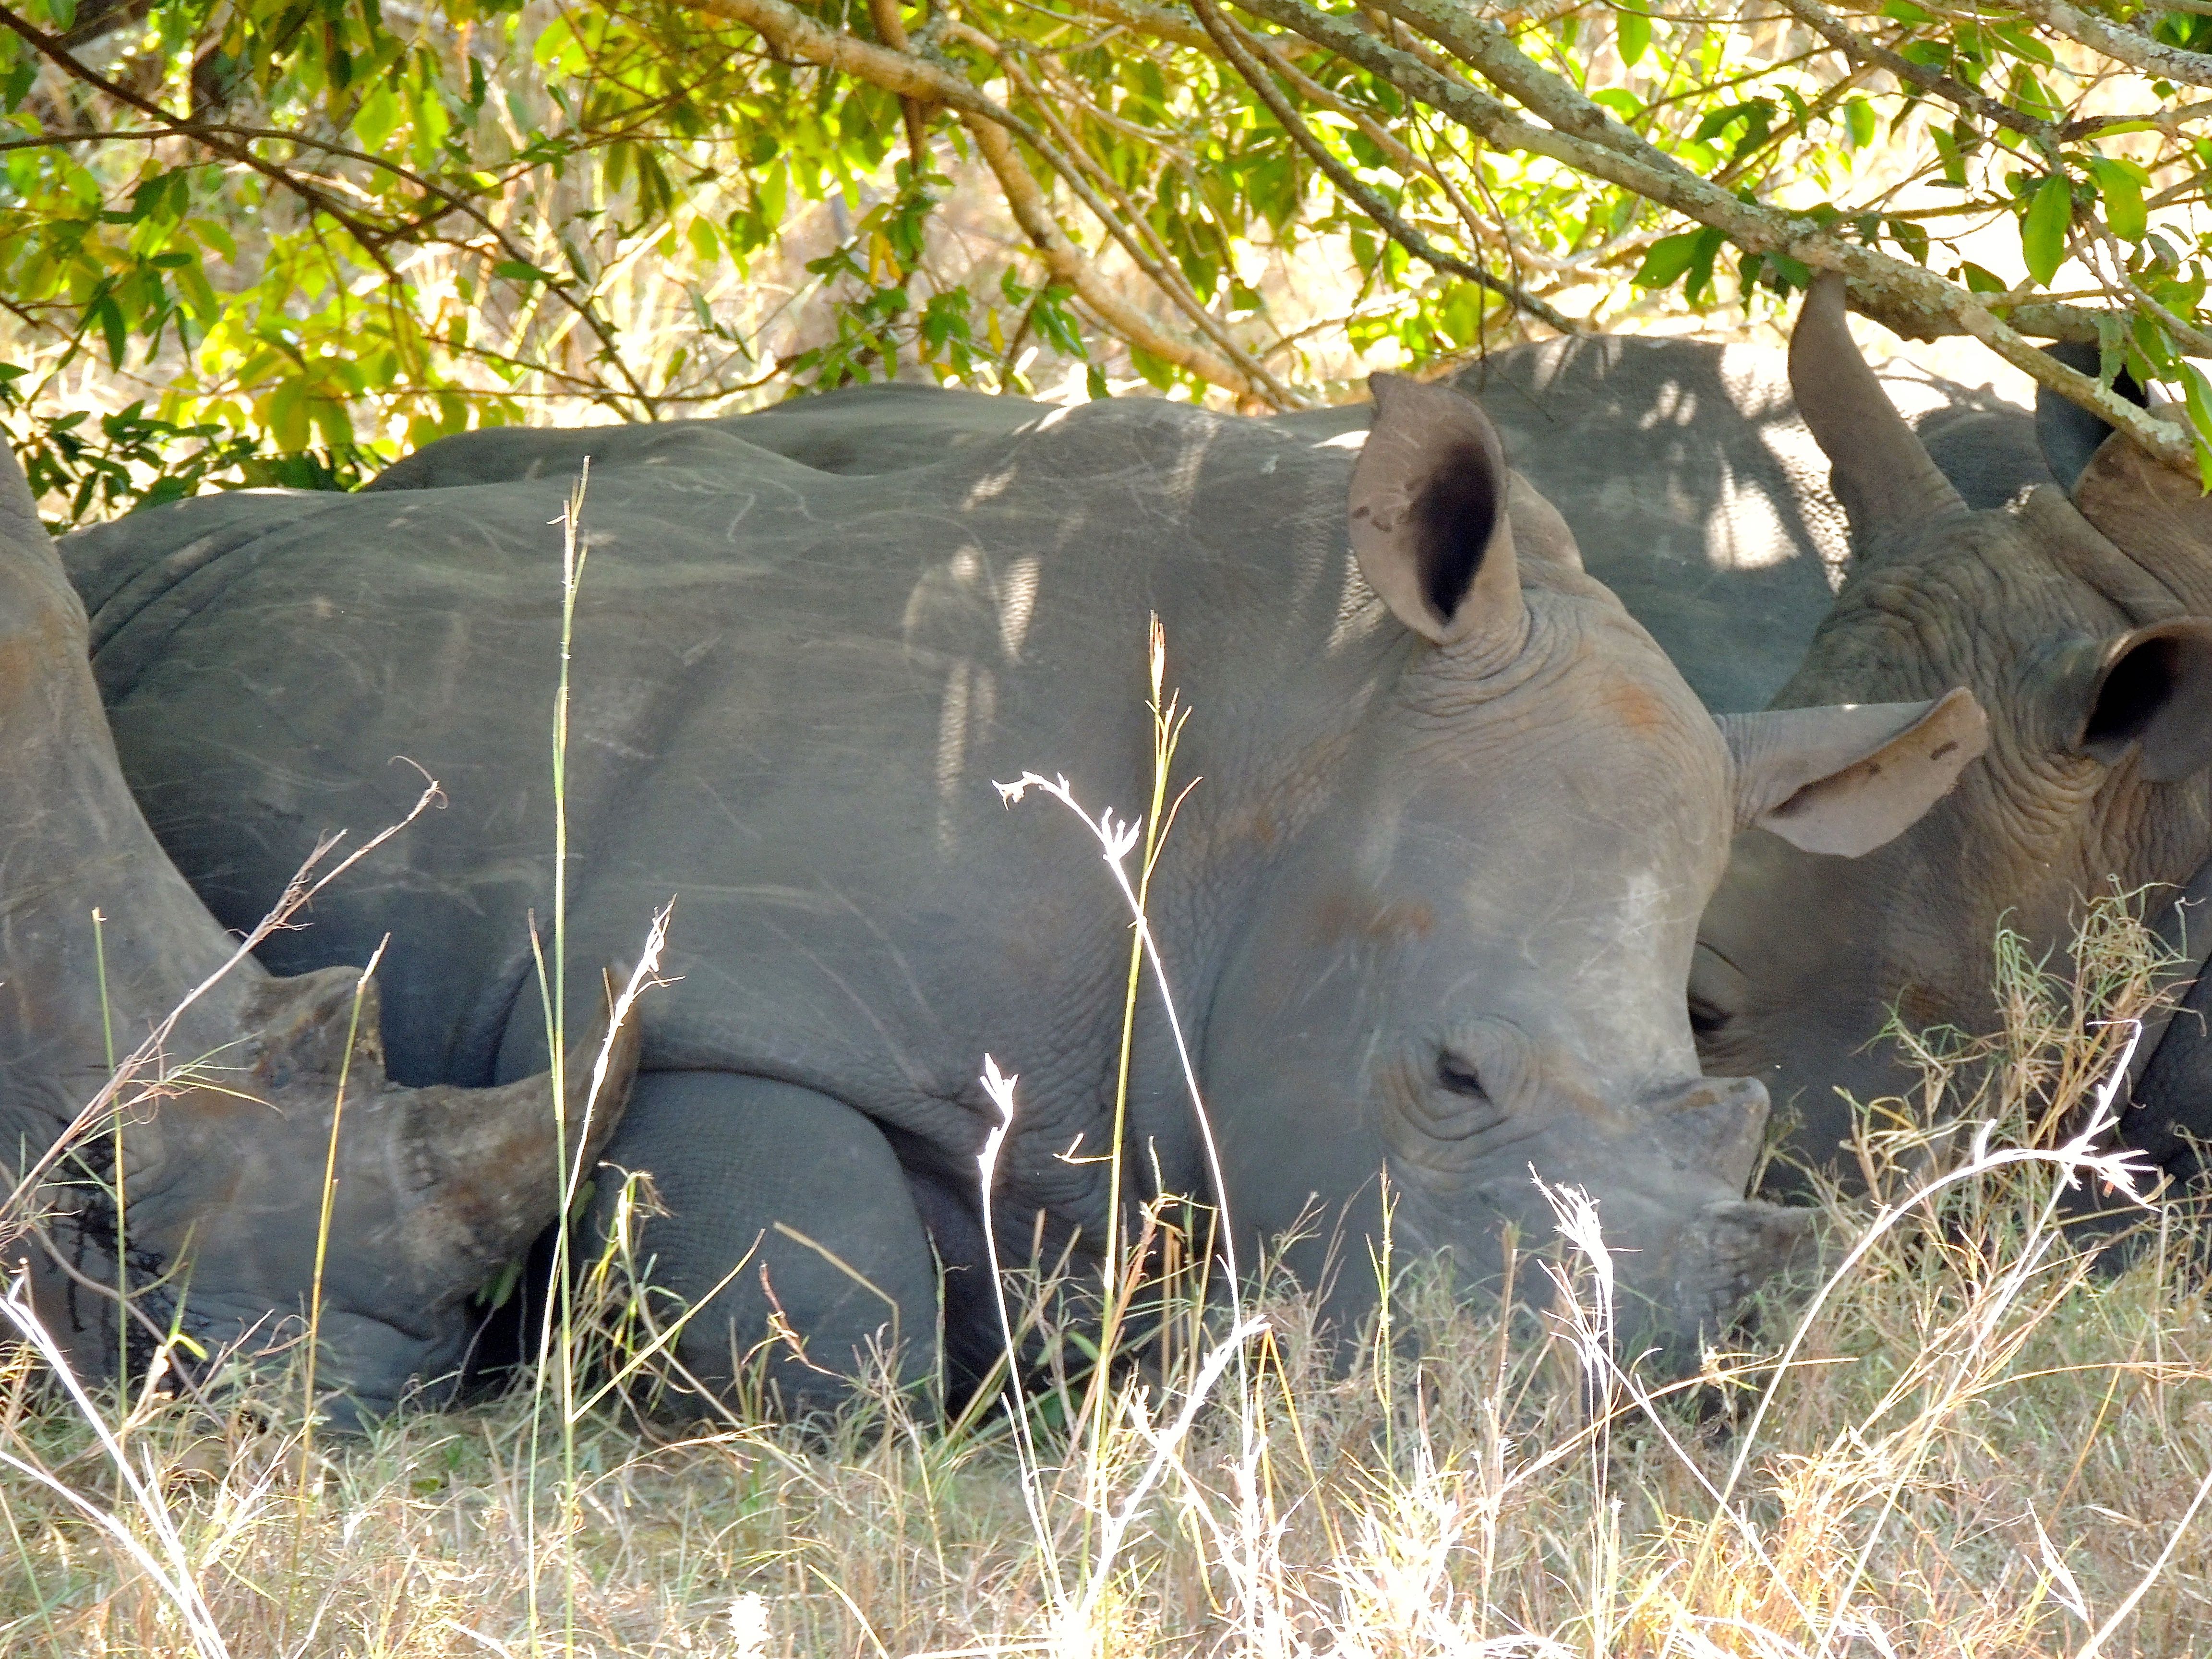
[1682,225,1726,301]
[2021,173,2071,287]
[2,53,36,113]
[1616,0,1650,68]
[355,83,402,153]
[1845,96,1876,149]
[2086,156,2148,241]
[2181,363,2212,494]
[1633,230,1702,288]
[491,259,559,284]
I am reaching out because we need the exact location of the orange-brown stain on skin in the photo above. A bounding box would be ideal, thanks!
[1599,677,1675,735]
[1312,892,1436,949]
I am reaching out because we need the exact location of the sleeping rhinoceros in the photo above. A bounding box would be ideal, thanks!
[393,291,2212,1205]
[0,437,638,1422]
[1685,278,2212,1190]
[60,376,1982,1408]
[376,303,2175,1205]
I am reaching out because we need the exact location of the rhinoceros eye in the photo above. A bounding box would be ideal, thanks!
[1436,1053,1490,1100]
[1687,994,1731,1040]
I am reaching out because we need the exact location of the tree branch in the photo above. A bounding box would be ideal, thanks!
[1771,0,2060,153]
[1054,0,1212,49]
[1187,0,1582,334]
[935,17,1298,396]
[1229,0,2199,474]
[1996,0,2212,91]
[960,113,1264,395]
[683,0,1304,402]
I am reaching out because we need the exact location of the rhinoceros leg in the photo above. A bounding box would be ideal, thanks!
[592,1071,937,1416]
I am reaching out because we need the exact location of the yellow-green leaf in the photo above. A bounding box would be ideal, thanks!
[1616,0,1650,68]
[1633,230,1701,288]
[2087,156,2147,241]
[2183,364,2212,494]
[354,83,401,153]
[1845,96,1876,149]
[2021,173,2071,287]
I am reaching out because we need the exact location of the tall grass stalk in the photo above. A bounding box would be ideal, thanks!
[92,907,123,1406]
[524,461,590,1657]
[1099,619,1194,1337]
[280,934,388,1652]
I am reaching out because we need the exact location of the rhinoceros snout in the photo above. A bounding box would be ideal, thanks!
[1621,1197,1820,1375]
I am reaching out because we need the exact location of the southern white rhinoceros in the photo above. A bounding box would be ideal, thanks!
[0,437,639,1423]
[60,374,1984,1409]
[377,291,2196,1208]
[1686,278,2212,1192]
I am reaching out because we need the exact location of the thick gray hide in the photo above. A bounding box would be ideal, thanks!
[659,357,2162,1194]
[535,357,2037,718]
[63,392,1912,1407]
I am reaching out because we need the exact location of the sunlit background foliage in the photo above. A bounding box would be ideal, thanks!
[1,0,2208,525]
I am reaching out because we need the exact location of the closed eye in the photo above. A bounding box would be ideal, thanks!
[1687,995,1731,1039]
[1437,1053,1489,1099]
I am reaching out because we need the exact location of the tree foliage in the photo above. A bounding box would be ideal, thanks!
[1,0,2208,525]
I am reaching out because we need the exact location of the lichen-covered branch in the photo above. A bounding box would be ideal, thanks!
[1228,0,2198,473]
[1996,0,2212,91]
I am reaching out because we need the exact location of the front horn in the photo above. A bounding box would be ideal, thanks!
[371,970,646,1285]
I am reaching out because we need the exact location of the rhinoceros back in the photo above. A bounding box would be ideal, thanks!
[60,401,1399,1208]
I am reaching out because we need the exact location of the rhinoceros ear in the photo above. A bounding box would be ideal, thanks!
[1719,687,1988,857]
[1349,373,1524,645]
[2036,339,2148,493]
[2046,620,2212,782]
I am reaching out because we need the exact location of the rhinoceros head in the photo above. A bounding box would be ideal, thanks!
[0,440,640,1421]
[1202,373,1986,1364]
[1691,272,2212,1179]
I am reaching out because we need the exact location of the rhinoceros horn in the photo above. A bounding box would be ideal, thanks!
[1789,272,1967,554]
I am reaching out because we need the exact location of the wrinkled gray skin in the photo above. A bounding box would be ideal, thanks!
[1695,280,2212,1189]
[432,314,2159,1200]
[0,442,637,1423]
[63,377,1978,1408]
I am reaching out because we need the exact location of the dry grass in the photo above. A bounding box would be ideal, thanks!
[1,892,2210,1657]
